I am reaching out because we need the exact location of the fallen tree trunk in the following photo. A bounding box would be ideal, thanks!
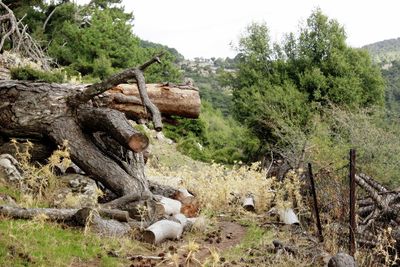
[0,55,166,198]
[94,83,201,119]
[0,205,134,236]
[0,205,130,223]
[0,83,201,162]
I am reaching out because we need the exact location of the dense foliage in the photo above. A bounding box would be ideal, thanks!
[5,0,182,82]
[225,9,385,145]
[164,102,260,164]
[10,66,65,83]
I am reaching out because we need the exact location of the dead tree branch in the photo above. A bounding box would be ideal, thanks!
[0,1,50,69]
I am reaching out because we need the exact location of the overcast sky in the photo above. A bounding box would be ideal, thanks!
[79,0,400,59]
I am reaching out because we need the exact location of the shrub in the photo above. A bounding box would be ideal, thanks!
[10,66,65,83]
[164,102,260,164]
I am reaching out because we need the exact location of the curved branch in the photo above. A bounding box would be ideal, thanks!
[71,53,164,106]
[139,52,163,71]
[133,68,163,131]
[0,1,16,51]
[43,6,58,31]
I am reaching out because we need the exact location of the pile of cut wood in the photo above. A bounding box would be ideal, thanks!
[356,173,400,251]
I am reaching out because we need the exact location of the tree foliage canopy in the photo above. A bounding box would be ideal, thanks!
[4,0,182,82]
[227,9,385,143]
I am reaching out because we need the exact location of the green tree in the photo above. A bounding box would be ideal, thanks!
[227,9,384,148]
[5,0,181,82]
[285,9,384,107]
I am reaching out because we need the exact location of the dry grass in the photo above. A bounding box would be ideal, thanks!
[149,161,275,214]
[9,139,70,207]
[1,133,395,266]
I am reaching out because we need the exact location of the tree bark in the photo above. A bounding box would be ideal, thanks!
[94,83,201,120]
[0,55,169,198]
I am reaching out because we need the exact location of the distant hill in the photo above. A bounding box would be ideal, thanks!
[365,38,400,114]
[140,40,185,62]
[363,37,400,63]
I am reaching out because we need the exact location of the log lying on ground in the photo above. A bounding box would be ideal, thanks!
[0,205,133,236]
[268,207,300,225]
[142,213,198,244]
[142,219,183,244]
[158,196,182,216]
[355,173,400,255]
[94,83,201,119]
[355,173,400,227]
[172,188,200,217]
[0,205,129,223]
[73,207,132,236]
[0,54,166,198]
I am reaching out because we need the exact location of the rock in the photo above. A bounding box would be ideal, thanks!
[0,154,22,182]
[272,240,298,255]
[328,253,357,267]
[0,193,18,207]
[65,162,85,175]
[155,131,174,145]
[53,174,99,208]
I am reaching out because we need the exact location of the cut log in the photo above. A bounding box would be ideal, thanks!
[267,207,300,225]
[0,205,131,223]
[102,193,144,209]
[98,209,130,222]
[94,83,201,119]
[243,196,256,212]
[172,189,200,217]
[158,196,182,216]
[73,207,131,236]
[77,107,149,153]
[142,219,183,244]
[0,205,77,221]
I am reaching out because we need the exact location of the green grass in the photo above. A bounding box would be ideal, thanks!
[0,219,147,266]
[0,186,21,203]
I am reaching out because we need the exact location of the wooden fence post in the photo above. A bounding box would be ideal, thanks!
[308,163,323,242]
[349,149,356,256]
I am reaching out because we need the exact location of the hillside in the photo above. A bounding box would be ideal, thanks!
[0,130,321,266]
[363,37,400,63]
[2,2,400,266]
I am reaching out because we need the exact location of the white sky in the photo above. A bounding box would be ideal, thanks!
[79,0,400,59]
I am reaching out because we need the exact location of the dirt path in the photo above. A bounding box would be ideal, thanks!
[128,219,247,266]
[195,220,246,262]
